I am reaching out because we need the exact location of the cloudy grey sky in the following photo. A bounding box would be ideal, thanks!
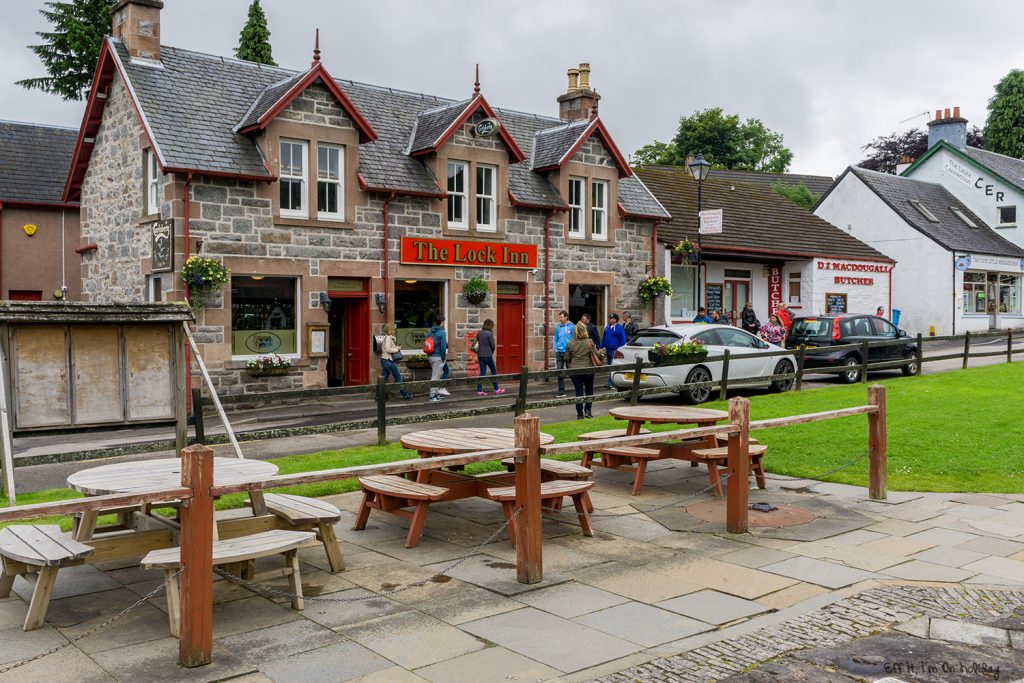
[1,0,1022,176]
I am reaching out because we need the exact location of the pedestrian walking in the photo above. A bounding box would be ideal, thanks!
[599,313,626,388]
[876,306,886,319]
[379,324,411,400]
[710,310,723,324]
[776,303,792,330]
[758,314,786,345]
[563,321,599,419]
[581,313,601,345]
[553,310,574,397]
[622,312,639,340]
[474,319,505,396]
[693,307,712,323]
[426,314,448,402]
[740,302,760,334]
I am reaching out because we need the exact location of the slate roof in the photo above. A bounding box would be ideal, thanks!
[643,165,834,196]
[407,99,471,155]
[236,72,307,131]
[96,38,663,215]
[0,120,78,204]
[531,120,589,169]
[846,166,1024,257]
[958,145,1024,194]
[637,166,892,262]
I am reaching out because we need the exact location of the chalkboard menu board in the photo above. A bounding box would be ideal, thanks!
[705,283,723,314]
[826,292,848,315]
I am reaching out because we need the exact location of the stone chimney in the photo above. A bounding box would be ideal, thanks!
[111,0,163,60]
[895,155,916,176]
[927,106,967,149]
[558,62,601,122]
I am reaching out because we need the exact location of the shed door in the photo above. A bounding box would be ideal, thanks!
[11,326,71,429]
[71,326,124,424]
[125,325,175,421]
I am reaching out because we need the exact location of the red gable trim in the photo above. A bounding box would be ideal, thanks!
[237,64,377,143]
[509,190,566,211]
[410,94,526,164]
[536,117,632,178]
[357,173,446,199]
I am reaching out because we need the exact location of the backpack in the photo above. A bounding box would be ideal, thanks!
[422,333,435,354]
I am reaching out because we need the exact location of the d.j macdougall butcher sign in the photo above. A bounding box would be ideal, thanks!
[817,261,893,273]
[400,237,538,268]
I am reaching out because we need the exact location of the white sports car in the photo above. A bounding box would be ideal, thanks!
[610,323,797,404]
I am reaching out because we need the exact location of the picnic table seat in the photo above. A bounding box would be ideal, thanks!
[581,445,665,496]
[484,480,595,547]
[142,529,315,637]
[354,475,450,549]
[689,444,769,497]
[715,434,761,447]
[0,524,96,630]
[500,457,593,481]
[577,428,652,440]
[247,493,344,572]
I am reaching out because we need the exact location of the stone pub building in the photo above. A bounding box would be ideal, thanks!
[66,0,669,393]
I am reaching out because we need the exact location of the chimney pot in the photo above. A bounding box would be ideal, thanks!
[567,68,579,93]
[953,106,961,119]
[578,62,591,90]
[934,109,942,122]
[943,107,951,120]
[557,62,600,122]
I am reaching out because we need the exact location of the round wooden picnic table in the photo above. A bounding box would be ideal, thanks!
[400,427,555,457]
[607,405,728,433]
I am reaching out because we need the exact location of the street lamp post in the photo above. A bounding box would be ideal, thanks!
[689,153,711,314]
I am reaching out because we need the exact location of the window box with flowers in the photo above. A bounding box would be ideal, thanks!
[672,239,700,263]
[638,276,673,302]
[246,354,292,377]
[181,256,230,309]
[648,339,708,366]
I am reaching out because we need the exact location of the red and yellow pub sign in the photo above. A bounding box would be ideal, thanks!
[400,237,538,269]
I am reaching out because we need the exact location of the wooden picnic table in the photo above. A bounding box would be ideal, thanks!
[607,405,729,435]
[400,427,555,457]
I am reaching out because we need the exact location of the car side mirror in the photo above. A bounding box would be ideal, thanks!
[897,329,908,338]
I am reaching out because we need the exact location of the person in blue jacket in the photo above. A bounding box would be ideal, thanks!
[552,310,575,397]
[692,307,712,323]
[599,312,627,388]
[427,315,448,402]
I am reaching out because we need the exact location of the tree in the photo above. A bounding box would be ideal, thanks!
[772,182,819,210]
[235,0,276,66]
[16,0,115,101]
[632,107,794,173]
[859,127,984,173]
[984,69,1024,158]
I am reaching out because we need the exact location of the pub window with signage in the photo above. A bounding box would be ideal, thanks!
[231,276,298,356]
[394,280,445,350]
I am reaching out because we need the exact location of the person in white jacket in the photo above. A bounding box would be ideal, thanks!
[380,324,411,400]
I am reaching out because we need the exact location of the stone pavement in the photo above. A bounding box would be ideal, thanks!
[3,459,1024,682]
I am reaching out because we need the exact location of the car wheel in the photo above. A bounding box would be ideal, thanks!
[840,357,861,384]
[770,359,795,392]
[901,351,919,376]
[680,366,712,404]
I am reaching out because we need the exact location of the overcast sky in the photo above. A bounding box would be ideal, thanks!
[1,0,1023,177]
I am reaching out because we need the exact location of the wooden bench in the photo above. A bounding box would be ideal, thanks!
[501,458,593,481]
[689,444,769,497]
[581,445,666,496]
[484,480,595,547]
[577,428,652,440]
[0,524,96,630]
[142,529,315,637]
[354,475,450,548]
[251,493,344,572]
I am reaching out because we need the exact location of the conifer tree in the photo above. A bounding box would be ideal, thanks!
[17,0,115,101]
[984,69,1024,159]
[235,0,276,66]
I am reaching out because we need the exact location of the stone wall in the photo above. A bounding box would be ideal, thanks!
[571,136,616,168]
[277,81,354,129]
[451,110,504,152]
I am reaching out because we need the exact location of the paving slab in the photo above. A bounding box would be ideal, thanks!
[714,545,796,569]
[961,556,1024,583]
[929,617,1010,647]
[47,588,169,654]
[550,530,676,566]
[258,639,392,683]
[787,539,907,571]
[965,573,1024,587]
[413,646,560,683]
[652,531,752,555]
[574,561,702,603]
[387,576,524,625]
[879,560,977,583]
[646,557,800,599]
[907,527,981,547]
[756,582,830,610]
[966,517,1024,538]
[590,512,675,542]
[208,595,300,639]
[90,636,253,683]
[722,658,860,682]
[957,536,1024,557]
[347,667,427,683]
[952,493,1018,507]
[762,556,878,589]
[371,536,475,566]
[12,564,120,602]
[655,589,771,624]
[0,624,67,667]
[480,537,607,573]
[0,641,114,683]
[339,610,485,669]
[911,545,990,568]
[941,504,1005,521]
[749,517,872,542]
[574,601,712,647]
[861,534,936,556]
[512,581,629,618]
[424,554,568,596]
[824,529,890,545]
[894,615,931,638]
[301,587,409,629]
[461,607,643,672]
[215,619,344,665]
[862,518,935,537]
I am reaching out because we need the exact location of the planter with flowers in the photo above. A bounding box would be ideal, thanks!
[638,276,673,303]
[462,277,489,307]
[672,239,700,263]
[647,339,708,366]
[403,353,431,380]
[246,354,292,377]
[181,256,230,309]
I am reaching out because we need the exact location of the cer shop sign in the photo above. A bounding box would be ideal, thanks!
[943,157,1007,202]
[400,237,538,269]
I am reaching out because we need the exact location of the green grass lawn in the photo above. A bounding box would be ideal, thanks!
[4,362,1022,529]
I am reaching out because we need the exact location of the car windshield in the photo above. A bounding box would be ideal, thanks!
[627,329,682,347]
[790,319,831,337]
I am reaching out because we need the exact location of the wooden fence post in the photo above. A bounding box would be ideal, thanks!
[916,333,924,376]
[795,345,805,392]
[963,330,971,370]
[191,388,205,444]
[1008,330,1014,364]
[860,340,869,383]
[629,356,643,406]
[513,413,543,583]
[514,366,529,416]
[867,384,887,501]
[179,444,214,667]
[375,376,387,446]
[726,396,750,533]
[719,349,731,402]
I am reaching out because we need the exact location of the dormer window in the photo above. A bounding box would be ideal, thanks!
[476,164,496,232]
[447,160,468,229]
[317,144,343,221]
[280,139,308,218]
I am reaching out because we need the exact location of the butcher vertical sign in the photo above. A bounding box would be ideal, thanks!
[768,264,783,316]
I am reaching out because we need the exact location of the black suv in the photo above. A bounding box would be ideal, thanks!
[785,314,918,383]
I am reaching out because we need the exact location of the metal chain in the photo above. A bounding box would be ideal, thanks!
[214,506,525,603]
[0,569,182,675]
[759,451,869,483]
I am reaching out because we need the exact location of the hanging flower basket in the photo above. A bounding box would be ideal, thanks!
[647,340,707,366]
[462,277,489,307]
[181,256,230,309]
[638,276,673,302]
[687,252,700,264]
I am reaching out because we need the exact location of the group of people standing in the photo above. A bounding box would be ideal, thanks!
[553,310,638,419]
[693,302,792,345]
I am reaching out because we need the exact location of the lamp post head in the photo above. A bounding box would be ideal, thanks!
[689,153,712,183]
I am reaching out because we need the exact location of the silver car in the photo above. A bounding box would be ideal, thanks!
[610,324,797,404]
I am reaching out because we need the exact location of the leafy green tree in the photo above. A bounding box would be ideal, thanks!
[772,182,819,210]
[16,0,115,101]
[984,69,1024,158]
[235,0,276,66]
[633,108,793,173]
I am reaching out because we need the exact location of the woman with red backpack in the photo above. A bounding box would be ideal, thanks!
[425,315,448,402]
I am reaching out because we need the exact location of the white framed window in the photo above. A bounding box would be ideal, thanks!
[475,164,497,232]
[788,272,802,304]
[279,139,308,218]
[316,144,344,221]
[144,148,159,215]
[998,205,1017,226]
[591,179,608,240]
[146,274,164,302]
[568,177,584,237]
[447,160,468,228]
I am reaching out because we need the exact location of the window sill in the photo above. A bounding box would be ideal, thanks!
[139,213,161,224]
[276,217,352,229]
[226,357,311,370]
[565,237,615,248]
[995,224,1017,229]
[442,227,507,239]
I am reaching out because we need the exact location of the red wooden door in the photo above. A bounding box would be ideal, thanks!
[343,298,370,386]
[496,295,525,375]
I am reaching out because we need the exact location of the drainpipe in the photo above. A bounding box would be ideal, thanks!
[887,264,892,327]
[382,192,396,324]
[951,253,957,336]
[183,173,193,405]
[0,202,4,298]
[543,209,555,371]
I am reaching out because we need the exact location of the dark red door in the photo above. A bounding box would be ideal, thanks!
[344,297,370,386]
[8,290,42,301]
[496,292,525,375]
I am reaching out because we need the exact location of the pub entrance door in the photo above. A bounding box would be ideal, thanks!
[496,283,526,374]
[327,279,370,387]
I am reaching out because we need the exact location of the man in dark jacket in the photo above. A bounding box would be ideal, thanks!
[740,302,759,334]
[599,313,627,388]
[622,312,639,340]
[581,313,601,346]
